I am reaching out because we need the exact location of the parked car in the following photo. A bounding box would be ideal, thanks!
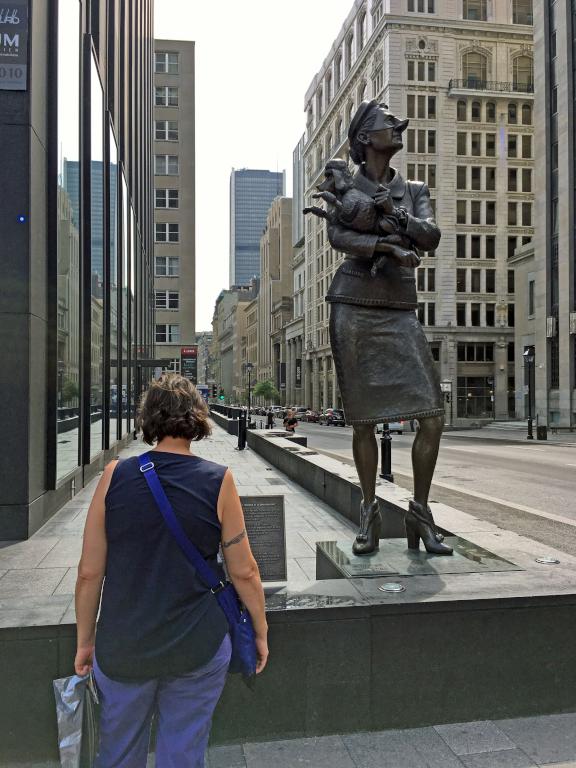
[376,420,406,435]
[304,409,320,423]
[319,408,346,427]
[294,407,308,421]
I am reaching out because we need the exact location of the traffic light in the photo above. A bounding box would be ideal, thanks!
[211,383,217,398]
[219,388,225,401]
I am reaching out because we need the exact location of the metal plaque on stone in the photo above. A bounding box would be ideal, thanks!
[0,3,29,90]
[240,495,287,582]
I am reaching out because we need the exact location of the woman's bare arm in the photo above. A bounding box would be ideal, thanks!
[74,460,117,675]
[217,469,269,673]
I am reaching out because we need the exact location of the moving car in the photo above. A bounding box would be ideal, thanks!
[376,420,406,435]
[319,408,346,427]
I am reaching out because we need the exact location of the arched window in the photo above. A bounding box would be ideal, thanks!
[462,52,487,87]
[357,10,367,51]
[325,71,332,106]
[508,102,517,124]
[346,101,355,129]
[457,100,467,121]
[513,56,534,91]
[345,32,354,75]
[358,81,367,103]
[325,131,332,159]
[316,87,323,119]
[471,101,481,121]
[335,53,342,90]
[335,118,343,145]
[513,0,533,25]
[306,106,313,138]
[522,103,532,125]
[486,101,496,122]
[317,146,324,170]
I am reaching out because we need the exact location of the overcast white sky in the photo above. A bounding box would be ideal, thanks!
[154,0,354,331]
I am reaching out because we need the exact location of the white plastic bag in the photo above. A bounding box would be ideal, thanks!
[53,672,100,767]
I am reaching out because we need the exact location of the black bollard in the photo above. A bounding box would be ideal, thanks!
[379,423,394,482]
[237,410,247,450]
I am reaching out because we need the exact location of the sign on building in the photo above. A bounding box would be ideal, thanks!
[180,346,198,383]
[295,358,302,388]
[0,3,29,91]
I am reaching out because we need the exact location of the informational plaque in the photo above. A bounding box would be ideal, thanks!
[240,495,287,582]
[180,346,198,383]
[295,359,302,388]
[0,3,29,91]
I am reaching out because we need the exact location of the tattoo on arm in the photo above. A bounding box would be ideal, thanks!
[222,529,246,549]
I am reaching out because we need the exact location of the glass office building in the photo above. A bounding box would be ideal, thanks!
[229,168,285,286]
[0,0,154,539]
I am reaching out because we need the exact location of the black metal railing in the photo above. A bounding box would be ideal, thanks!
[449,79,534,94]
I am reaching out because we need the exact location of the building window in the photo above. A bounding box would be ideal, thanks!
[373,68,384,95]
[471,132,481,156]
[528,279,535,315]
[522,202,532,226]
[463,0,487,21]
[457,269,467,292]
[457,132,467,155]
[485,236,495,259]
[458,343,495,362]
[457,200,467,223]
[155,222,179,243]
[462,51,487,86]
[486,269,496,293]
[508,304,515,326]
[155,188,179,208]
[471,101,481,121]
[457,303,467,325]
[471,303,481,326]
[508,135,518,158]
[155,155,179,175]
[507,270,515,293]
[155,120,179,141]
[457,100,467,121]
[471,166,481,190]
[508,168,517,191]
[155,51,179,74]
[508,236,518,259]
[155,290,179,310]
[155,86,179,107]
[485,166,496,191]
[471,235,481,259]
[457,235,467,259]
[457,166,467,189]
[522,134,532,158]
[522,103,532,124]
[508,202,517,226]
[345,32,354,75]
[513,0,533,24]
[486,101,496,122]
[335,54,342,90]
[522,168,532,192]
[156,324,180,343]
[485,303,495,327]
[427,303,436,326]
[485,201,496,225]
[408,0,435,10]
[372,1,383,25]
[471,200,481,225]
[155,256,179,276]
[513,55,534,90]
[508,103,517,124]
[485,133,496,156]
[471,269,481,293]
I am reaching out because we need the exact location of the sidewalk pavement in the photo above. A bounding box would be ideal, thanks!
[205,714,576,767]
[3,424,576,767]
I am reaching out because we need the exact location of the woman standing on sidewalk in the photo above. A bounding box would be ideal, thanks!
[74,373,268,767]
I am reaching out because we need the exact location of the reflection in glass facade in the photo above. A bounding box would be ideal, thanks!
[109,127,119,443]
[56,0,81,481]
[229,169,285,286]
[90,55,105,457]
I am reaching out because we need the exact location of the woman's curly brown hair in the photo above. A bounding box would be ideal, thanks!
[138,373,212,445]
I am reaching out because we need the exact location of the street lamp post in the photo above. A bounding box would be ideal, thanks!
[246,362,254,428]
[440,379,453,426]
[379,423,394,482]
[523,347,535,440]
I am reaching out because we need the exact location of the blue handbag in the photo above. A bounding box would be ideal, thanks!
[138,453,257,686]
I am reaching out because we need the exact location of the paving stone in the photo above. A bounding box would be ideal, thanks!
[37,538,83,568]
[207,743,246,767]
[342,730,434,767]
[53,567,77,595]
[460,749,536,767]
[435,721,517,756]
[0,539,60,569]
[403,726,467,767]
[0,595,71,628]
[497,713,576,765]
[243,735,355,768]
[0,568,68,598]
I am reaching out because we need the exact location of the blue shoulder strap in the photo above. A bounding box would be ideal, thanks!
[138,453,224,593]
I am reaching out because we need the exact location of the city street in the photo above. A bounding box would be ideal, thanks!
[283,420,576,556]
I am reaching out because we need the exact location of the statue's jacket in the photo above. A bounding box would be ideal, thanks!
[326,169,441,310]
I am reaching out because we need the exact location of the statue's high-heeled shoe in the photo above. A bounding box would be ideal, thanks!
[405,500,453,555]
[352,499,382,556]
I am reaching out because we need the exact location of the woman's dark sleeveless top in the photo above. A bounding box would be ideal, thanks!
[95,451,229,681]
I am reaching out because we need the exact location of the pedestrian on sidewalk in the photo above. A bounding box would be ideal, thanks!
[266,408,275,429]
[283,409,297,433]
[74,373,269,768]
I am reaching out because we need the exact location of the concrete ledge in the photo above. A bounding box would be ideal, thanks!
[211,409,239,436]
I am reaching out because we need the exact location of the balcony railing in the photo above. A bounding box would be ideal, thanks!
[449,79,534,94]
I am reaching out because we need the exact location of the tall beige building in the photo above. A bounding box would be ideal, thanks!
[153,41,195,368]
[257,198,293,399]
[303,0,534,421]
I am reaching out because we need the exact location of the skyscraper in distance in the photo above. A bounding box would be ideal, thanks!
[229,168,285,286]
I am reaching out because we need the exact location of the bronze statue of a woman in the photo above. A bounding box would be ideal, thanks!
[306,100,453,557]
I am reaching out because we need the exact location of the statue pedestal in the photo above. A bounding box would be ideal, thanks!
[316,537,522,580]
